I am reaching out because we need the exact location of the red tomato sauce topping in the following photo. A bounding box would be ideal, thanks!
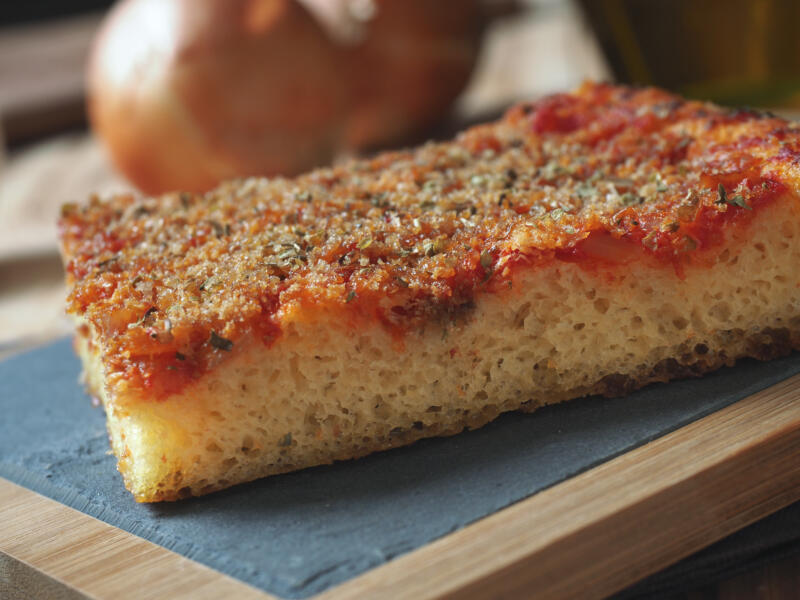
[59,82,797,400]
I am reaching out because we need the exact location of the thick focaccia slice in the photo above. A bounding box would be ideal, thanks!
[60,82,800,502]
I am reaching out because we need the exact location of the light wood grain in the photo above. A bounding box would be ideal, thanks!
[3,375,800,599]
[0,479,273,600]
[319,374,800,600]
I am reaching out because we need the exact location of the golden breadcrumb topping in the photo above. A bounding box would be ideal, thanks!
[59,82,797,398]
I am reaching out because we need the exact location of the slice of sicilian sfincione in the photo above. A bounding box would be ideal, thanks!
[60,82,800,502]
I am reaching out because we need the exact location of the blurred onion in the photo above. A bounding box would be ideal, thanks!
[88,0,348,194]
[303,0,484,150]
[89,0,488,195]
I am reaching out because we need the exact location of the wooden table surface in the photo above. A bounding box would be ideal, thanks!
[1,1,799,597]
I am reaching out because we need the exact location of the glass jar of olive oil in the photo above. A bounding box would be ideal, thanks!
[579,0,800,108]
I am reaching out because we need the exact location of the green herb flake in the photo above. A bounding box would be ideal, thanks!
[620,192,640,206]
[662,221,680,233]
[278,433,292,447]
[346,290,356,303]
[358,237,373,250]
[424,239,444,257]
[575,183,595,198]
[730,194,752,210]
[480,251,493,270]
[209,331,233,351]
[716,183,728,205]
[134,306,157,327]
[717,184,751,209]
[209,220,228,237]
[96,256,119,270]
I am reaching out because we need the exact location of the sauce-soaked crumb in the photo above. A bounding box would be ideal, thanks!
[59,82,797,399]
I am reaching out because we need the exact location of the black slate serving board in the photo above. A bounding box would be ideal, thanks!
[2,339,800,599]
